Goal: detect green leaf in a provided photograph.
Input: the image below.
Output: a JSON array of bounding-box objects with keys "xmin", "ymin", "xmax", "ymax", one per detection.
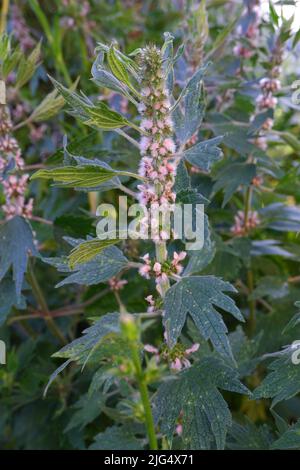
[
  {"xmin": 50, "ymin": 76, "xmax": 134, "ymax": 130},
  {"xmin": 172, "ymin": 65, "xmax": 207, "ymax": 145},
  {"xmin": 283, "ymin": 302, "xmax": 300, "ymax": 333},
  {"xmin": 253, "ymin": 351, "xmax": 300, "ymax": 406},
  {"xmin": 2, "ymin": 47, "xmax": 22, "ymax": 79},
  {"xmin": 174, "ymin": 160, "xmax": 190, "ymax": 193},
  {"xmin": 183, "ymin": 216, "xmax": 215, "ymax": 275},
  {"xmin": 271, "ymin": 420, "xmax": 300, "ymax": 450},
  {"xmin": 31, "ymin": 164, "xmax": 143, "ymax": 189},
  {"xmin": 163, "ymin": 276, "xmax": 243, "ymax": 359},
  {"xmin": 0, "ymin": 217, "xmax": 38, "ymax": 298},
  {"xmin": 107, "ymin": 45, "xmax": 138, "ymax": 96},
  {"xmin": 0, "ymin": 278, "xmax": 26, "ymax": 325},
  {"xmin": 53, "ymin": 312, "xmax": 120, "ymax": 362},
  {"xmin": 227, "ymin": 419, "xmax": 273, "ymax": 450},
  {"xmin": 183, "ymin": 136, "xmax": 223, "ymax": 171},
  {"xmin": 15, "ymin": 41, "xmax": 41, "ymax": 89},
  {"xmin": 154, "ymin": 357, "xmax": 250, "ymax": 449},
  {"xmin": 29, "ymin": 78, "xmax": 79, "ymax": 122},
  {"xmin": 89, "ymin": 426, "xmax": 143, "ymax": 450},
  {"xmin": 213, "ymin": 162, "xmax": 256, "ymax": 206},
  {"xmin": 269, "ymin": 1, "xmax": 279, "ymax": 27},
  {"xmin": 44, "ymin": 245, "xmax": 128, "ymax": 287},
  {"xmin": 67, "ymin": 238, "xmax": 120, "ymax": 268},
  {"xmin": 65, "ymin": 392, "xmax": 105, "ymax": 432}
]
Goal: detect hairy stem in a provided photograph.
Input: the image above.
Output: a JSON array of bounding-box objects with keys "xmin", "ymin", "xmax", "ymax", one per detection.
[{"xmin": 129, "ymin": 339, "xmax": 158, "ymax": 450}]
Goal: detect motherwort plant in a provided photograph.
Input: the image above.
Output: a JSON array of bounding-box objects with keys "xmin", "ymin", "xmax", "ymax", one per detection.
[{"xmin": 32, "ymin": 35, "xmax": 250, "ymax": 450}]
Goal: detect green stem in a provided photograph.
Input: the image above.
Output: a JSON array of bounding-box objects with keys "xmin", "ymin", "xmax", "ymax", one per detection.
[
  {"xmin": 129, "ymin": 340, "xmax": 158, "ymax": 450},
  {"xmin": 247, "ymin": 268, "xmax": 256, "ymax": 337},
  {"xmin": 27, "ymin": 261, "xmax": 67, "ymax": 345},
  {"xmin": 155, "ymin": 241, "xmax": 170, "ymax": 297}
]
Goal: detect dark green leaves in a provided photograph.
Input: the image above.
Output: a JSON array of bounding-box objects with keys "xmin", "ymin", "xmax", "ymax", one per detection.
[
  {"xmin": 163, "ymin": 276, "xmax": 243, "ymax": 359},
  {"xmin": 182, "ymin": 136, "xmax": 223, "ymax": 171},
  {"xmin": 213, "ymin": 162, "xmax": 256, "ymax": 206},
  {"xmin": 172, "ymin": 65, "xmax": 207, "ymax": 145},
  {"xmin": 154, "ymin": 357, "xmax": 250, "ymax": 449},
  {"xmin": 271, "ymin": 420, "xmax": 300, "ymax": 450},
  {"xmin": 0, "ymin": 279, "xmax": 26, "ymax": 325},
  {"xmin": 253, "ymin": 351, "xmax": 300, "ymax": 407},
  {"xmin": 44, "ymin": 245, "xmax": 128, "ymax": 287},
  {"xmin": 0, "ymin": 217, "xmax": 38, "ymax": 297},
  {"xmin": 90, "ymin": 426, "xmax": 143, "ymax": 450}
]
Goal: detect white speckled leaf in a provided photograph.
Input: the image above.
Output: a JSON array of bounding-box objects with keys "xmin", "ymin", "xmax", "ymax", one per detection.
[
  {"xmin": 154, "ymin": 357, "xmax": 250, "ymax": 449},
  {"xmin": 163, "ymin": 276, "xmax": 243, "ymax": 360}
]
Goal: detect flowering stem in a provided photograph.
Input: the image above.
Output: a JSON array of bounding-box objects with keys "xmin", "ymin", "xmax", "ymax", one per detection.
[{"xmin": 155, "ymin": 240, "xmax": 170, "ymax": 297}]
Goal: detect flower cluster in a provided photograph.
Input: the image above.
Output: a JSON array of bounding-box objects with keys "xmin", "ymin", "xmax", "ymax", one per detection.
[
  {"xmin": 144, "ymin": 342, "xmax": 199, "ymax": 371},
  {"xmin": 230, "ymin": 210, "xmax": 260, "ymax": 236},
  {"xmin": 0, "ymin": 106, "xmax": 33, "ymax": 219},
  {"xmin": 108, "ymin": 276, "xmax": 128, "ymax": 291},
  {"xmin": 137, "ymin": 46, "xmax": 177, "ymax": 210},
  {"xmin": 252, "ymin": 40, "xmax": 282, "ymax": 150},
  {"xmin": 233, "ymin": 1, "xmax": 261, "ymax": 59},
  {"xmin": 139, "ymin": 251, "xmax": 186, "ymax": 283}
]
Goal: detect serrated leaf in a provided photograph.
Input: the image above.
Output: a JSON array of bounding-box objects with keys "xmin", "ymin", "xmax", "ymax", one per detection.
[
  {"xmin": 31, "ymin": 164, "xmax": 143, "ymax": 189},
  {"xmin": 173, "ymin": 160, "xmax": 190, "ymax": 193},
  {"xmin": 183, "ymin": 216, "xmax": 215, "ymax": 275},
  {"xmin": 163, "ymin": 276, "xmax": 243, "ymax": 359},
  {"xmin": 183, "ymin": 136, "xmax": 223, "ymax": 171},
  {"xmin": 253, "ymin": 352, "xmax": 300, "ymax": 406},
  {"xmin": 0, "ymin": 278, "xmax": 26, "ymax": 325},
  {"xmin": 65, "ymin": 392, "xmax": 105, "ymax": 432},
  {"xmin": 271, "ymin": 420, "xmax": 300, "ymax": 450},
  {"xmin": 107, "ymin": 45, "xmax": 137, "ymax": 96},
  {"xmin": 213, "ymin": 162, "xmax": 256, "ymax": 206},
  {"xmin": 172, "ymin": 65, "xmax": 207, "ymax": 145},
  {"xmin": 0, "ymin": 217, "xmax": 38, "ymax": 298},
  {"xmin": 15, "ymin": 41, "xmax": 41, "ymax": 88},
  {"xmin": 154, "ymin": 356, "xmax": 250, "ymax": 449},
  {"xmin": 227, "ymin": 419, "xmax": 273, "ymax": 450},
  {"xmin": 29, "ymin": 78, "xmax": 79, "ymax": 122},
  {"xmin": 53, "ymin": 312, "xmax": 120, "ymax": 362},
  {"xmin": 84, "ymin": 101, "xmax": 132, "ymax": 130},
  {"xmin": 44, "ymin": 245, "xmax": 128, "ymax": 287},
  {"xmin": 50, "ymin": 76, "xmax": 134, "ymax": 131},
  {"xmin": 68, "ymin": 238, "xmax": 120, "ymax": 268},
  {"xmin": 89, "ymin": 426, "xmax": 143, "ymax": 450}
]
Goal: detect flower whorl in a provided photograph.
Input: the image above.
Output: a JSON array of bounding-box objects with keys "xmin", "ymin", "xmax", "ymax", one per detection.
[
  {"xmin": 137, "ymin": 46, "xmax": 177, "ymax": 208},
  {"xmin": 0, "ymin": 106, "xmax": 33, "ymax": 220}
]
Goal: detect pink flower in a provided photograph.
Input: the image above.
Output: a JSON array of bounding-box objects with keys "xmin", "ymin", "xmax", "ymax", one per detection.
[
  {"xmin": 142, "ymin": 87, "xmax": 151, "ymax": 97},
  {"xmin": 139, "ymin": 264, "xmax": 151, "ymax": 279},
  {"xmin": 140, "ymin": 137, "xmax": 151, "ymax": 153},
  {"xmin": 171, "ymin": 357, "xmax": 182, "ymax": 371},
  {"xmin": 141, "ymin": 119, "xmax": 153, "ymax": 130},
  {"xmin": 163, "ymin": 138, "xmax": 175, "ymax": 153},
  {"xmin": 144, "ymin": 344, "xmax": 159, "ymax": 354},
  {"xmin": 153, "ymin": 262, "xmax": 162, "ymax": 275},
  {"xmin": 185, "ymin": 343, "xmax": 199, "ymax": 355}
]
